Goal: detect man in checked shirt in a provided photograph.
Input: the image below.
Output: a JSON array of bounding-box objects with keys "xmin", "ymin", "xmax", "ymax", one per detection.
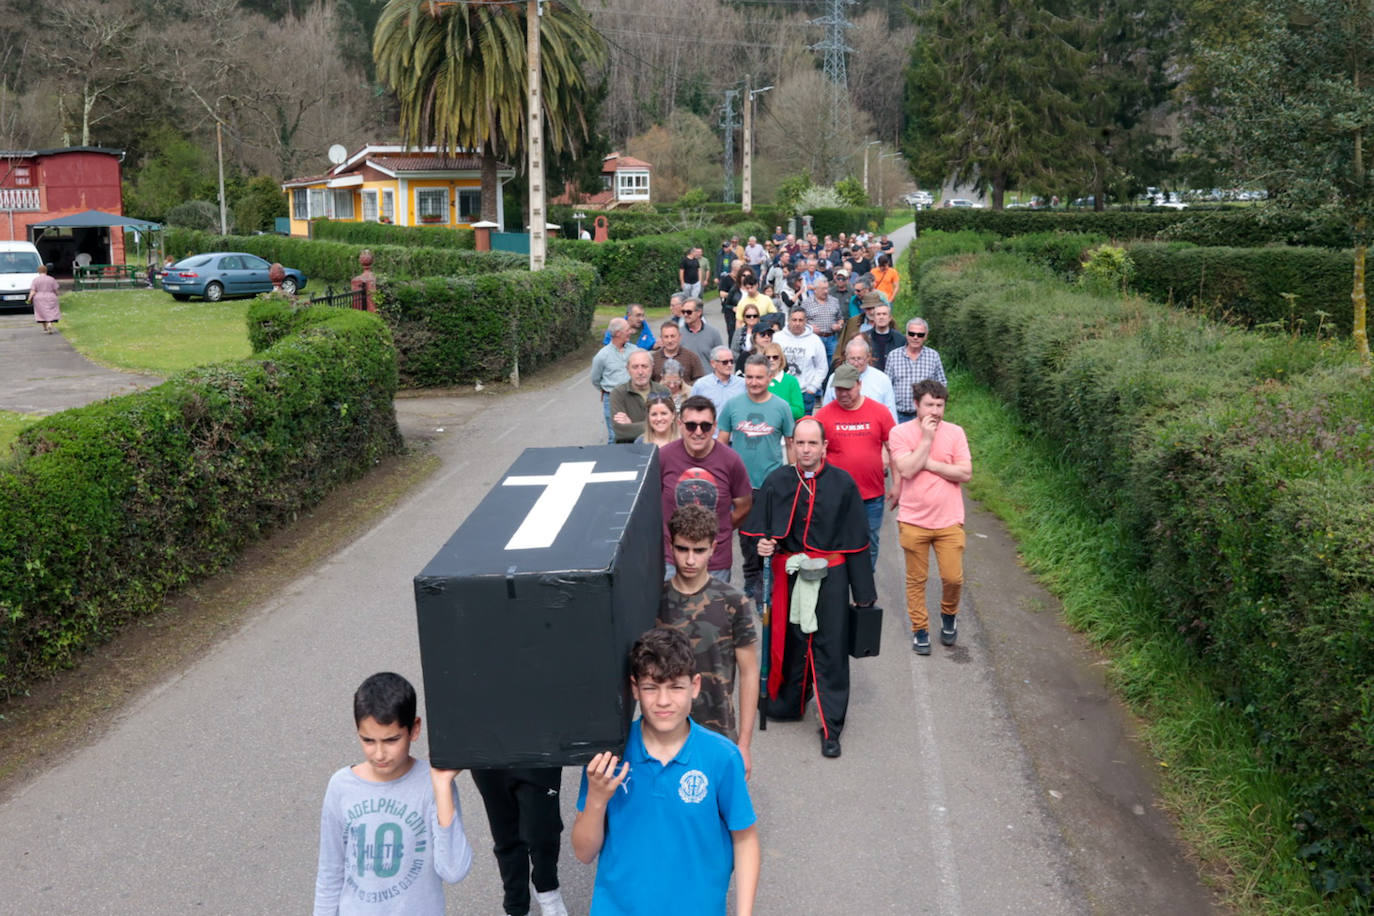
[{"xmin": 884, "ymin": 316, "xmax": 948, "ymax": 424}]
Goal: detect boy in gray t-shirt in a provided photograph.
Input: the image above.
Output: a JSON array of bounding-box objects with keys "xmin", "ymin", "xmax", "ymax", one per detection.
[{"xmin": 314, "ymin": 672, "xmax": 474, "ymax": 915}]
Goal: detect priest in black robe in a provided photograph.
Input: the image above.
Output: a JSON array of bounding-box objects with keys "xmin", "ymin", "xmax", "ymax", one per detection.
[{"xmin": 741, "ymin": 417, "xmax": 877, "ymax": 758}]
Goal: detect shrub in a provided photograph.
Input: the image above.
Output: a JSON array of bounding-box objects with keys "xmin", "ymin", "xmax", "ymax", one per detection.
[
  {"xmin": 550, "ymin": 221, "xmax": 766, "ymax": 305},
  {"xmin": 166, "ymin": 200, "xmax": 226, "ymax": 232},
  {"xmin": 1125, "ymin": 243, "xmax": 1360, "ymax": 334},
  {"xmin": 1077, "ymin": 244, "xmax": 1134, "ymax": 296},
  {"xmin": 375, "ymin": 257, "xmax": 599, "ymax": 387},
  {"xmin": 912, "ymin": 207, "xmax": 1356, "ymax": 248},
  {"xmin": 165, "ymin": 228, "xmax": 523, "ymax": 285},
  {"xmin": 309, "ymin": 220, "xmax": 475, "ymax": 250},
  {"xmin": 995, "ymin": 231, "xmax": 1107, "ymax": 277},
  {"xmin": 0, "ymin": 305, "xmax": 401, "ymax": 698},
  {"xmin": 918, "ymin": 253, "xmax": 1374, "ymax": 901},
  {"xmin": 805, "ymin": 207, "xmax": 886, "ymax": 239}
]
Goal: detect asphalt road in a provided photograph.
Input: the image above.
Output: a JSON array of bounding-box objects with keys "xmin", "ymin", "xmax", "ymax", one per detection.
[
  {"xmin": 0, "ymin": 312, "xmax": 160, "ymax": 415},
  {"xmin": 0, "ymin": 228, "xmax": 1221, "ymax": 914}
]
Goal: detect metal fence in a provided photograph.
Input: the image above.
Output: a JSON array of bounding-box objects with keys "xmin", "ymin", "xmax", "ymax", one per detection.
[{"xmin": 308, "ymin": 285, "xmax": 367, "ymax": 309}]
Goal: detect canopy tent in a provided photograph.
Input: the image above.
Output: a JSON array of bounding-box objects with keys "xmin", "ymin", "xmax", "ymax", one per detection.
[
  {"xmin": 29, "ymin": 210, "xmax": 163, "ymax": 274},
  {"xmin": 29, "ymin": 209, "xmax": 161, "ymax": 230}
]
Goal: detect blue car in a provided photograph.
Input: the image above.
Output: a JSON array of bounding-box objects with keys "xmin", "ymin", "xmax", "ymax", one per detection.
[{"xmin": 162, "ymin": 252, "xmax": 307, "ymax": 301}]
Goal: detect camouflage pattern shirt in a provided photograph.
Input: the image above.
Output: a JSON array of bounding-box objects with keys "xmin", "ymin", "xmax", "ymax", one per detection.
[{"xmin": 658, "ymin": 578, "xmax": 759, "ymax": 742}]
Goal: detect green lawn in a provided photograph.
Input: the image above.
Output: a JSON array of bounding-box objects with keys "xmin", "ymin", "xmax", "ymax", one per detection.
[
  {"xmin": 882, "ymin": 211, "xmax": 914, "ymax": 234},
  {"xmin": 0, "ymin": 410, "xmax": 40, "ymax": 455},
  {"xmin": 60, "ymin": 289, "xmax": 253, "ymax": 374}
]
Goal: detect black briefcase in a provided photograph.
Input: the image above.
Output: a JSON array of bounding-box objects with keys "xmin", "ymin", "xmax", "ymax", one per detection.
[{"xmin": 848, "ymin": 603, "xmax": 883, "ymax": 658}]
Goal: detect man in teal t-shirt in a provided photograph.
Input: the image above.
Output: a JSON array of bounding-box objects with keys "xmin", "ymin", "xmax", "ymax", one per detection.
[{"xmin": 718, "ymin": 354, "xmax": 795, "ymax": 600}]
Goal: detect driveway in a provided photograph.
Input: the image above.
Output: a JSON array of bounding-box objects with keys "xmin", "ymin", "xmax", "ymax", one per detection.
[{"xmin": 0, "ymin": 313, "xmax": 161, "ymax": 416}]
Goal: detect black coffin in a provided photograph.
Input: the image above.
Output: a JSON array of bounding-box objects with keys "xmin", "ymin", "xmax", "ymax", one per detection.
[{"xmin": 414, "ymin": 444, "xmax": 663, "ymax": 769}]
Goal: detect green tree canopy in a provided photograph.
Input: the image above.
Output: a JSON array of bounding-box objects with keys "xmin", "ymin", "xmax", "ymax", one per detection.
[{"xmin": 373, "ymin": 0, "xmax": 606, "ymax": 223}]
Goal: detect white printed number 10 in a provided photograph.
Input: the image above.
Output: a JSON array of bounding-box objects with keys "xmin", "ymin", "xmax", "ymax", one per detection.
[{"xmin": 352, "ymin": 822, "xmax": 403, "ymax": 877}]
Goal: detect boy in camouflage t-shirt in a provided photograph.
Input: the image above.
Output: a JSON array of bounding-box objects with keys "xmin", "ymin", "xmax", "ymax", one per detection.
[{"xmin": 658, "ymin": 504, "xmax": 761, "ymax": 777}]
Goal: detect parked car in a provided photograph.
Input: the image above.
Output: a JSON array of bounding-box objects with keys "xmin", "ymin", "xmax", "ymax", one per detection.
[
  {"xmin": 0, "ymin": 240, "xmax": 43, "ymax": 310},
  {"xmin": 946, "ymin": 198, "xmax": 977, "ymax": 208},
  {"xmin": 161, "ymin": 252, "xmax": 307, "ymax": 301}
]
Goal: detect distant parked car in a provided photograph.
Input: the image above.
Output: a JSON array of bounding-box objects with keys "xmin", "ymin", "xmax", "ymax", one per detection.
[
  {"xmin": 161, "ymin": 252, "xmax": 307, "ymax": 302},
  {"xmin": 946, "ymin": 198, "xmax": 977, "ymax": 208}
]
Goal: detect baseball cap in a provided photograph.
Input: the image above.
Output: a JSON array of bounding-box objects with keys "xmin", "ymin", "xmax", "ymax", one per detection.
[
  {"xmin": 832, "ymin": 363, "xmax": 862, "ymax": 389},
  {"xmin": 834, "ymin": 268, "xmax": 850, "ymax": 278}
]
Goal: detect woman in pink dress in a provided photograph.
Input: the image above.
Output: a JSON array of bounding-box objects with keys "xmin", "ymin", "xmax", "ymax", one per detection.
[{"xmin": 27, "ymin": 263, "xmax": 61, "ymax": 334}]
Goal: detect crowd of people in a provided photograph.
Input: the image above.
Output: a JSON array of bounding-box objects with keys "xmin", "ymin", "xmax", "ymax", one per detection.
[{"xmin": 313, "ymin": 226, "xmax": 968, "ymax": 916}]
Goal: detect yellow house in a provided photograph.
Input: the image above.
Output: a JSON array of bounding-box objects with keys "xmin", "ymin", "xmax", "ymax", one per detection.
[{"xmin": 280, "ymin": 145, "xmax": 516, "ymax": 237}]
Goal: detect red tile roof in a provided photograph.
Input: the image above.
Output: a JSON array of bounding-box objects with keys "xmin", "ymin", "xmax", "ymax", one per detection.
[
  {"xmin": 369, "ymin": 155, "xmax": 486, "ymax": 171},
  {"xmin": 604, "ymin": 155, "xmax": 651, "ymax": 171}
]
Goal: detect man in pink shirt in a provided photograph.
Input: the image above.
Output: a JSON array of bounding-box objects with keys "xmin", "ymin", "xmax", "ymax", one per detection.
[{"xmin": 888, "ymin": 379, "xmax": 972, "ymax": 655}]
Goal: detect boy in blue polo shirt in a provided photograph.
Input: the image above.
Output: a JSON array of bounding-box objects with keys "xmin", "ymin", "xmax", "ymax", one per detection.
[{"xmin": 571, "ymin": 627, "xmax": 759, "ymax": 916}]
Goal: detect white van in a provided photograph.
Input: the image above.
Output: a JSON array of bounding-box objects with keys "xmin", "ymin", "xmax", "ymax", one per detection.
[{"xmin": 0, "ymin": 241, "xmax": 43, "ymax": 304}]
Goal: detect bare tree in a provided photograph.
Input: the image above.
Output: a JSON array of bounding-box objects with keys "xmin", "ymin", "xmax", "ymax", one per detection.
[
  {"xmin": 40, "ymin": 0, "xmax": 153, "ymax": 147},
  {"xmin": 625, "ymin": 110, "xmax": 720, "ymax": 201},
  {"xmin": 848, "ymin": 10, "xmax": 916, "ymax": 147},
  {"xmin": 755, "ymin": 68, "xmax": 873, "ymax": 187}
]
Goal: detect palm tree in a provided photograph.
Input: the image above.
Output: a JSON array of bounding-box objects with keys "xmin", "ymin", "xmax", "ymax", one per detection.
[{"xmin": 373, "ymin": 0, "xmax": 606, "ymax": 225}]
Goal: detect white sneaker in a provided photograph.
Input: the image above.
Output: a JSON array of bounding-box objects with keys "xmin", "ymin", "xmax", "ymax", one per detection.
[{"xmin": 536, "ymin": 888, "xmax": 568, "ymax": 916}]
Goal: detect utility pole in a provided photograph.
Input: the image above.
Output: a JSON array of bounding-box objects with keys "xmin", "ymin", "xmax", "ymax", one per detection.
[
  {"xmin": 216, "ymin": 122, "xmax": 227, "ymax": 235},
  {"xmin": 862, "ymin": 140, "xmax": 880, "ymax": 197},
  {"xmin": 526, "ymin": 0, "xmax": 546, "ymax": 273},
  {"xmin": 721, "ymin": 89, "xmax": 739, "ymax": 204},
  {"xmin": 810, "ymin": 0, "xmax": 856, "ymax": 183},
  {"xmin": 743, "ymin": 78, "xmax": 773, "ymax": 213}
]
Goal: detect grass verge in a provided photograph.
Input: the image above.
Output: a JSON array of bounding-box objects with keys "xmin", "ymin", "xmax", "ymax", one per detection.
[
  {"xmin": 0, "ymin": 410, "xmax": 40, "ymax": 455},
  {"xmin": 60, "ymin": 289, "xmax": 252, "ymax": 374},
  {"xmin": 947, "ymin": 367, "xmax": 1327, "ymax": 914}
]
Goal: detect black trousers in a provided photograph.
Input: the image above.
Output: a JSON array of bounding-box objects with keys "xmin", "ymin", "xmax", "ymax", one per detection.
[
  {"xmin": 768, "ymin": 568, "xmax": 852, "ymax": 740},
  {"xmin": 470, "ymin": 767, "xmax": 564, "ymax": 916}
]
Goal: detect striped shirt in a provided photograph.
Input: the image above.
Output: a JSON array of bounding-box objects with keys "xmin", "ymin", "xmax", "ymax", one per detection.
[{"xmin": 884, "ymin": 345, "xmax": 948, "ymax": 413}]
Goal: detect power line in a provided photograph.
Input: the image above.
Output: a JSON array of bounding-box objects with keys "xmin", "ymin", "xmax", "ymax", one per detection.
[{"xmin": 809, "ymin": 0, "xmax": 855, "ymax": 182}]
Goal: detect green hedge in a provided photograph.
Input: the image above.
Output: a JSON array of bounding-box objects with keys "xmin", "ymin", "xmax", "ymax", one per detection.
[
  {"xmin": 309, "ymin": 220, "xmax": 475, "ymax": 250},
  {"xmin": 918, "ymin": 253, "xmax": 1374, "ymax": 900},
  {"xmin": 1125, "ymin": 243, "xmax": 1360, "ymax": 334},
  {"xmin": 375, "ymin": 257, "xmax": 598, "ymax": 387},
  {"xmin": 550, "ymin": 221, "xmax": 766, "ymax": 305},
  {"xmin": 805, "ymin": 206, "xmax": 885, "ymax": 238},
  {"xmin": 905, "ymin": 229, "xmax": 1107, "ymax": 283},
  {"xmin": 912, "ymin": 207, "xmax": 1354, "ymax": 247},
  {"xmin": 0, "ymin": 305, "xmax": 402, "ymax": 698},
  {"xmin": 166, "ymin": 228, "xmax": 522, "ymax": 285}
]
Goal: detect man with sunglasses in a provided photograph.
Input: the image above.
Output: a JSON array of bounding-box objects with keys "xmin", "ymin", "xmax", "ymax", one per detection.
[
  {"xmin": 691, "ymin": 347, "xmax": 747, "ymax": 416},
  {"xmin": 884, "ymin": 317, "xmax": 947, "ymax": 424},
  {"xmin": 659, "ymin": 395, "xmax": 753, "ymax": 583}
]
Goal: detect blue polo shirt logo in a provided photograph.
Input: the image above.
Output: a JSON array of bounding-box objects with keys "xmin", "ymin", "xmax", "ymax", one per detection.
[{"xmin": 678, "ymin": 769, "xmax": 709, "ymax": 804}]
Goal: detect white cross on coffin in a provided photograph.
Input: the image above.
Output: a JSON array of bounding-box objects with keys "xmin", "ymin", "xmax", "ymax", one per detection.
[{"xmin": 501, "ymin": 461, "xmax": 639, "ymax": 550}]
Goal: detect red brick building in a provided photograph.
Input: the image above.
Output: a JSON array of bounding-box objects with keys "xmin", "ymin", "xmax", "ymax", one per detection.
[{"xmin": 0, "ymin": 147, "xmax": 127, "ymax": 272}]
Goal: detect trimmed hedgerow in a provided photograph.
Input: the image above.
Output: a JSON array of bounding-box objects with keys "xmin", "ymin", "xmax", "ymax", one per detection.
[
  {"xmin": 805, "ymin": 207, "xmax": 885, "ymax": 238},
  {"xmin": 374, "ymin": 256, "xmax": 599, "ymax": 387},
  {"xmin": 912, "ymin": 207, "xmax": 1353, "ymax": 248},
  {"xmin": 918, "ymin": 253, "xmax": 1374, "ymax": 902},
  {"xmin": 550, "ymin": 221, "xmax": 766, "ymax": 305},
  {"xmin": 166, "ymin": 228, "xmax": 522, "ymax": 285},
  {"xmin": 1125, "ymin": 243, "xmax": 1360, "ymax": 334},
  {"xmin": 309, "ymin": 219, "xmax": 475, "ymax": 250},
  {"xmin": 0, "ymin": 305, "xmax": 402, "ymax": 698}
]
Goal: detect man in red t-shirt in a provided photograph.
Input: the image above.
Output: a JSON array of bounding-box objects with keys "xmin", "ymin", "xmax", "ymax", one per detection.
[{"xmin": 815, "ymin": 363, "xmax": 896, "ymax": 571}]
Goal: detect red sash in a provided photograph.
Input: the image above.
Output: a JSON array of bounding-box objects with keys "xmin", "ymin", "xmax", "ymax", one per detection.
[{"xmin": 766, "ymin": 551, "xmax": 844, "ymax": 698}]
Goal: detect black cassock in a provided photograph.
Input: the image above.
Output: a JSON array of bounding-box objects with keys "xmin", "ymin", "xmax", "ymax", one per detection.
[{"xmin": 741, "ymin": 462, "xmax": 877, "ymax": 741}]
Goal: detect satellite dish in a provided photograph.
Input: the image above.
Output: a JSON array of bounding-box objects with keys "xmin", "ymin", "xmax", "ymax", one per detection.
[{"xmin": 327, "ymin": 144, "xmax": 347, "ymax": 165}]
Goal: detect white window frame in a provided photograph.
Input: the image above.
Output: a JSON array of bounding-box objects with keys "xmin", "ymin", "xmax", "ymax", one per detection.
[
  {"xmin": 361, "ymin": 189, "xmax": 379, "ymax": 222},
  {"xmin": 308, "ymin": 188, "xmax": 329, "ymax": 219},
  {"xmin": 381, "ymin": 189, "xmax": 395, "ymax": 222},
  {"xmin": 332, "ymin": 189, "xmax": 354, "ymax": 219},
  {"xmin": 293, "ymin": 189, "xmax": 309, "ymax": 220},
  {"xmin": 415, "ymin": 188, "xmax": 448, "ymax": 223},
  {"xmin": 616, "ymin": 171, "xmax": 650, "ymax": 200}
]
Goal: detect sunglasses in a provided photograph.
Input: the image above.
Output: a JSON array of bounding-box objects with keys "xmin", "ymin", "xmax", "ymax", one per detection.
[
  {"xmin": 907, "ymin": 331, "xmax": 927, "ymax": 338},
  {"xmin": 681, "ymin": 309, "xmax": 698, "ymax": 315},
  {"xmin": 744, "ymin": 313, "xmax": 759, "ymax": 319},
  {"xmin": 682, "ymin": 420, "xmax": 714, "ymax": 433},
  {"xmin": 766, "ymin": 354, "xmax": 783, "ymax": 361}
]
